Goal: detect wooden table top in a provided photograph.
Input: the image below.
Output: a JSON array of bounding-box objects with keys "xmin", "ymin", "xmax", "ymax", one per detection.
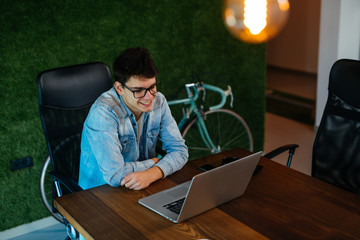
[{"xmin": 54, "ymin": 148, "xmax": 360, "ymax": 240}]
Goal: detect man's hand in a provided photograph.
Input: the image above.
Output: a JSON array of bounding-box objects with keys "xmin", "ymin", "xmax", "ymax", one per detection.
[{"xmin": 121, "ymin": 166, "xmax": 163, "ymax": 190}]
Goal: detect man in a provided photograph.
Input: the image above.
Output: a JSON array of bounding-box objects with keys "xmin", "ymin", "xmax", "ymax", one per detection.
[{"xmin": 78, "ymin": 47, "xmax": 188, "ymax": 191}]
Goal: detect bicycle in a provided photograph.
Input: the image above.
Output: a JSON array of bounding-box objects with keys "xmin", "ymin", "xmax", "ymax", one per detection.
[
  {"xmin": 39, "ymin": 82, "xmax": 253, "ymax": 224},
  {"xmin": 168, "ymin": 82, "xmax": 253, "ymax": 160}
]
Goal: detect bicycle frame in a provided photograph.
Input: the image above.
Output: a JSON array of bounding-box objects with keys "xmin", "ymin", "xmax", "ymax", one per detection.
[{"xmin": 167, "ymin": 83, "xmax": 233, "ymax": 153}]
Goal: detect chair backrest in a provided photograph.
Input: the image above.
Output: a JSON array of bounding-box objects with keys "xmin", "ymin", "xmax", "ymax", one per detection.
[
  {"xmin": 312, "ymin": 59, "xmax": 360, "ymax": 194},
  {"xmin": 37, "ymin": 62, "xmax": 113, "ymax": 183}
]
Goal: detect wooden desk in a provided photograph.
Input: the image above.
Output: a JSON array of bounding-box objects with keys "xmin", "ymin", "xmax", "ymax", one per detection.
[{"xmin": 54, "ymin": 148, "xmax": 360, "ymax": 239}]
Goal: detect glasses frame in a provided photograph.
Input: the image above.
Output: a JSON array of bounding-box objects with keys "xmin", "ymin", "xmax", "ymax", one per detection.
[{"xmin": 122, "ymin": 82, "xmax": 159, "ymax": 99}]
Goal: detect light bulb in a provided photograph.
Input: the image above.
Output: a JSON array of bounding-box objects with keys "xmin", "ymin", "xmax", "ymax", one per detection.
[{"xmin": 223, "ymin": 0, "xmax": 290, "ymax": 44}]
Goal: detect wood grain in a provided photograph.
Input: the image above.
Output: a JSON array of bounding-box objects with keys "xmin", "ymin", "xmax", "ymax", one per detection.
[{"xmin": 54, "ymin": 148, "xmax": 360, "ymax": 239}]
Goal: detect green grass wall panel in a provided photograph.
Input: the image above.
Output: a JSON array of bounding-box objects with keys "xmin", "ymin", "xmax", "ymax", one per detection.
[{"xmin": 0, "ymin": 0, "xmax": 265, "ymax": 230}]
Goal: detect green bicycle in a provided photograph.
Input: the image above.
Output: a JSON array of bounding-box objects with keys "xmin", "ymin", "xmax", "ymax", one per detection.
[{"xmin": 167, "ymin": 82, "xmax": 253, "ymax": 161}]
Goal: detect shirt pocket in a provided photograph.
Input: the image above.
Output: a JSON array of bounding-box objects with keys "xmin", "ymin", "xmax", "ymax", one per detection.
[
  {"xmin": 120, "ymin": 135, "xmax": 135, "ymax": 153},
  {"xmin": 147, "ymin": 127, "xmax": 160, "ymax": 148}
]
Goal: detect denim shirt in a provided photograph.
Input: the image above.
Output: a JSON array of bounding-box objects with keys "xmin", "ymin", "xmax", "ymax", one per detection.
[{"xmin": 78, "ymin": 87, "xmax": 188, "ymax": 190}]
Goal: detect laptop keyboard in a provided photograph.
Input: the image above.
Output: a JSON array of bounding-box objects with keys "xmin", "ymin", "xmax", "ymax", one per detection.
[{"xmin": 163, "ymin": 197, "xmax": 185, "ymax": 214}]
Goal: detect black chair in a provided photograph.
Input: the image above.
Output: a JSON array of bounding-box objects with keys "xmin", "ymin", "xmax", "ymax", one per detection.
[
  {"xmin": 312, "ymin": 59, "xmax": 360, "ymax": 195},
  {"xmin": 37, "ymin": 62, "xmax": 113, "ymax": 238}
]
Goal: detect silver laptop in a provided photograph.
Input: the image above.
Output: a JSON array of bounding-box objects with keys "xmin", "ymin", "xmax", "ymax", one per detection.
[{"xmin": 138, "ymin": 151, "xmax": 262, "ymax": 223}]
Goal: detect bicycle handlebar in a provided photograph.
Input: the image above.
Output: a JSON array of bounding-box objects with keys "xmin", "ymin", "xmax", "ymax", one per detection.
[
  {"xmin": 200, "ymin": 83, "xmax": 233, "ymax": 110},
  {"xmin": 167, "ymin": 82, "xmax": 233, "ymax": 110}
]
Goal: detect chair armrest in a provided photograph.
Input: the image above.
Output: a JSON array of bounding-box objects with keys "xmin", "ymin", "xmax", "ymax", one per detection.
[
  {"xmin": 264, "ymin": 144, "xmax": 299, "ymax": 167},
  {"xmin": 49, "ymin": 171, "xmax": 83, "ymax": 193}
]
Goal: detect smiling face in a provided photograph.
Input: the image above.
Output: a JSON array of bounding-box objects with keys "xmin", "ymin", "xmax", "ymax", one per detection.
[{"xmin": 115, "ymin": 75, "xmax": 157, "ymax": 120}]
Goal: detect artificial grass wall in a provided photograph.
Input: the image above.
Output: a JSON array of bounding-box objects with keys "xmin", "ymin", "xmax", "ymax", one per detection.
[{"xmin": 0, "ymin": 0, "xmax": 266, "ymax": 230}]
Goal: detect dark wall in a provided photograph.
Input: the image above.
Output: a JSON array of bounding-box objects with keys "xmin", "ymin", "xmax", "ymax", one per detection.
[{"xmin": 0, "ymin": 0, "xmax": 266, "ymax": 230}]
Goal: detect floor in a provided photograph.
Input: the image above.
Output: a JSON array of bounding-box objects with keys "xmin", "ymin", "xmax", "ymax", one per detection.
[
  {"xmin": 0, "ymin": 217, "xmax": 67, "ymax": 240},
  {"xmin": 0, "ymin": 66, "xmax": 318, "ymax": 239},
  {"xmin": 264, "ymin": 112, "xmax": 315, "ymax": 175}
]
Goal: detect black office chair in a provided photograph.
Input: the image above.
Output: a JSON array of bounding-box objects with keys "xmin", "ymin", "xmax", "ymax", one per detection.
[
  {"xmin": 37, "ymin": 62, "xmax": 113, "ymax": 238},
  {"xmin": 312, "ymin": 59, "xmax": 360, "ymax": 195}
]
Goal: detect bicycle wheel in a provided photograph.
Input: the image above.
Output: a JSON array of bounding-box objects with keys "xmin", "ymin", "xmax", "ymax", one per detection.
[
  {"xmin": 39, "ymin": 156, "xmax": 64, "ymax": 223},
  {"xmin": 181, "ymin": 109, "xmax": 253, "ymax": 161}
]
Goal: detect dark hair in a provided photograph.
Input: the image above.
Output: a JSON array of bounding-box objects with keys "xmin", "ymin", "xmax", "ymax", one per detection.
[{"xmin": 113, "ymin": 47, "xmax": 159, "ymax": 84}]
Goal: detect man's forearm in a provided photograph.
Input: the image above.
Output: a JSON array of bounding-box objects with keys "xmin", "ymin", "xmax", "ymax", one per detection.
[
  {"xmin": 121, "ymin": 165, "xmax": 164, "ymax": 190},
  {"xmin": 147, "ymin": 166, "xmax": 164, "ymax": 182}
]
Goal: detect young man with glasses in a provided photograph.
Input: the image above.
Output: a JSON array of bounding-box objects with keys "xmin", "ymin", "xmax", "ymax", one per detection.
[{"xmin": 78, "ymin": 47, "xmax": 188, "ymax": 191}]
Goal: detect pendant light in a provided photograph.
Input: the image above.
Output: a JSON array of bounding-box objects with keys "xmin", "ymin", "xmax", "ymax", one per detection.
[{"xmin": 223, "ymin": 0, "xmax": 290, "ymax": 44}]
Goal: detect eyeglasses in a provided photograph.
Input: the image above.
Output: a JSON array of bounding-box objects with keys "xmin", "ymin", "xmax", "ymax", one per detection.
[{"xmin": 122, "ymin": 82, "xmax": 158, "ymax": 98}]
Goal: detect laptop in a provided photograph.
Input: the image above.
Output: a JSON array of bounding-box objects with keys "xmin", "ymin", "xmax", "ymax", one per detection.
[{"xmin": 138, "ymin": 151, "xmax": 262, "ymax": 223}]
